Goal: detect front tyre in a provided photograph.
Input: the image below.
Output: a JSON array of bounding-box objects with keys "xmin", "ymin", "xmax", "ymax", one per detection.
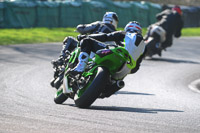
[
  {"xmin": 54, "ymin": 89, "xmax": 68, "ymax": 104},
  {"xmin": 145, "ymin": 38, "xmax": 158, "ymax": 57},
  {"xmin": 74, "ymin": 67, "xmax": 109, "ymax": 108}
]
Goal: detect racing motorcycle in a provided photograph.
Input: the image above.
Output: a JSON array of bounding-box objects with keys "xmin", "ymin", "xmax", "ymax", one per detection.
[
  {"xmin": 53, "ymin": 44, "xmax": 135, "ymax": 108},
  {"xmin": 144, "ymin": 25, "xmax": 166, "ymax": 58}
]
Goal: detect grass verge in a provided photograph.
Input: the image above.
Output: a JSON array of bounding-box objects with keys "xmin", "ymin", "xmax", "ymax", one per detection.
[{"xmin": 0, "ymin": 27, "xmax": 199, "ymax": 45}]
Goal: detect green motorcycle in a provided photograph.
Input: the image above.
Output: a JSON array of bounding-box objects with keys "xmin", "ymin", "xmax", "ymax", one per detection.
[{"xmin": 54, "ymin": 44, "xmax": 136, "ymax": 108}]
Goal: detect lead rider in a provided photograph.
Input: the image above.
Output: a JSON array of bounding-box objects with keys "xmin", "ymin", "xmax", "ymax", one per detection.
[
  {"xmin": 68, "ymin": 21, "xmax": 146, "ymax": 80},
  {"xmin": 51, "ymin": 12, "xmax": 119, "ymax": 87},
  {"xmin": 52, "ymin": 12, "xmax": 118, "ymax": 68}
]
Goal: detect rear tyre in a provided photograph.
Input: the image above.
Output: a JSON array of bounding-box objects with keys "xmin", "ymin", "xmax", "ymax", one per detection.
[{"xmin": 74, "ymin": 67, "xmax": 109, "ymax": 108}]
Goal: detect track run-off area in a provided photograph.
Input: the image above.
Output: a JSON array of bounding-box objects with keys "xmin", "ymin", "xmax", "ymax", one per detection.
[{"xmin": 0, "ymin": 37, "xmax": 200, "ymax": 133}]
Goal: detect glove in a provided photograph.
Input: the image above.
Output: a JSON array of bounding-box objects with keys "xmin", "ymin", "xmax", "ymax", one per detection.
[{"xmin": 77, "ymin": 35, "xmax": 87, "ymax": 41}]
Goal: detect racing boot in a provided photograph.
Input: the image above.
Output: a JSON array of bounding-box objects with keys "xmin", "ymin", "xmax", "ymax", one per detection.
[{"xmin": 68, "ymin": 52, "xmax": 89, "ymax": 76}]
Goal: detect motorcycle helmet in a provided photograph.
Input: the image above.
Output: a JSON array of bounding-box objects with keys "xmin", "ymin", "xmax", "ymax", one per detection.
[
  {"xmin": 102, "ymin": 12, "xmax": 119, "ymax": 29},
  {"xmin": 172, "ymin": 5, "xmax": 182, "ymax": 15},
  {"xmin": 124, "ymin": 21, "xmax": 142, "ymax": 34}
]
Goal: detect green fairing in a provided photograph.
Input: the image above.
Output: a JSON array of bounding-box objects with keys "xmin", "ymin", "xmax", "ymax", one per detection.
[
  {"xmin": 56, "ymin": 89, "xmax": 63, "ymax": 96},
  {"xmin": 57, "ymin": 46, "xmax": 136, "ymax": 100},
  {"xmin": 94, "ymin": 47, "xmax": 133, "ymax": 75},
  {"xmin": 76, "ymin": 47, "xmax": 133, "ymax": 98},
  {"xmin": 126, "ymin": 54, "xmax": 136, "ymax": 70},
  {"xmin": 65, "ymin": 48, "xmax": 80, "ymax": 71},
  {"xmin": 71, "ymin": 48, "xmax": 80, "ymax": 63}
]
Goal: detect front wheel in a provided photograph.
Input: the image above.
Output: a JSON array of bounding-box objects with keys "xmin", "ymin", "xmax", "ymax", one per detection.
[
  {"xmin": 54, "ymin": 89, "xmax": 68, "ymax": 104},
  {"xmin": 145, "ymin": 36, "xmax": 161, "ymax": 57},
  {"xmin": 74, "ymin": 67, "xmax": 109, "ymax": 108}
]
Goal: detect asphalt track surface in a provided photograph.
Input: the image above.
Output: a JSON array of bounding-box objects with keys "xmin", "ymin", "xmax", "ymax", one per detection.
[{"xmin": 0, "ymin": 37, "xmax": 200, "ymax": 133}]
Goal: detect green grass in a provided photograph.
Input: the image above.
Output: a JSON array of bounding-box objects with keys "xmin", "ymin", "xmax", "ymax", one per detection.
[
  {"xmin": 182, "ymin": 27, "xmax": 200, "ymax": 36},
  {"xmin": 0, "ymin": 27, "xmax": 199, "ymax": 45},
  {"xmin": 0, "ymin": 28, "xmax": 78, "ymax": 45}
]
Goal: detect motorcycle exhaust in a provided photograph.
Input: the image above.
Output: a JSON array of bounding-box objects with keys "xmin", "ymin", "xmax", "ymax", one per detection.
[{"xmin": 100, "ymin": 80, "xmax": 125, "ymax": 98}]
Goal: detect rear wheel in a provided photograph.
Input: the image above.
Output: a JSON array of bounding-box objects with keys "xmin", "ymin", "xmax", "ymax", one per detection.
[{"xmin": 74, "ymin": 67, "xmax": 109, "ymax": 108}]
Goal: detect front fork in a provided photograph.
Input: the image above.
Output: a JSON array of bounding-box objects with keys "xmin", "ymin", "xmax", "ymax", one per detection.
[{"xmin": 63, "ymin": 76, "xmax": 73, "ymax": 94}]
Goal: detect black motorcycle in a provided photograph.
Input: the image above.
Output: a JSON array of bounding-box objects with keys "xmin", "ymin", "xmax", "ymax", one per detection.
[{"xmin": 144, "ymin": 25, "xmax": 166, "ymax": 58}]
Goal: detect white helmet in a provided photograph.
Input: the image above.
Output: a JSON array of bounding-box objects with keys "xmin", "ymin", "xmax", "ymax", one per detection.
[
  {"xmin": 102, "ymin": 12, "xmax": 119, "ymax": 29},
  {"xmin": 124, "ymin": 21, "xmax": 142, "ymax": 34}
]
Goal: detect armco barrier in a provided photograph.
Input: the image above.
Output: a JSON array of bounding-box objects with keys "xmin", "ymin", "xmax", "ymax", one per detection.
[
  {"xmin": 182, "ymin": 6, "xmax": 200, "ymax": 27},
  {"xmin": 36, "ymin": 1, "xmax": 59, "ymax": 28},
  {"xmin": 82, "ymin": 1, "xmax": 107, "ymax": 24},
  {"xmin": 109, "ymin": 2, "xmax": 133, "ymax": 27},
  {"xmin": 0, "ymin": 2, "xmax": 4, "ymax": 28},
  {"xmin": 0, "ymin": 1, "xmax": 199, "ymax": 28},
  {"xmin": 60, "ymin": 1, "xmax": 82, "ymax": 27},
  {"xmin": 4, "ymin": 1, "xmax": 37, "ymax": 28},
  {"xmin": 143, "ymin": 2, "xmax": 162, "ymax": 24},
  {"xmin": 130, "ymin": 1, "xmax": 149, "ymax": 27}
]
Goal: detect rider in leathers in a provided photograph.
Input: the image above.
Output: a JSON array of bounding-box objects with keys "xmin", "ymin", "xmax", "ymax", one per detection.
[
  {"xmin": 52, "ymin": 12, "xmax": 118, "ymax": 67},
  {"xmin": 145, "ymin": 5, "xmax": 183, "ymax": 56},
  {"xmin": 51, "ymin": 12, "xmax": 118, "ymax": 87},
  {"xmin": 68, "ymin": 21, "xmax": 146, "ymax": 80}
]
